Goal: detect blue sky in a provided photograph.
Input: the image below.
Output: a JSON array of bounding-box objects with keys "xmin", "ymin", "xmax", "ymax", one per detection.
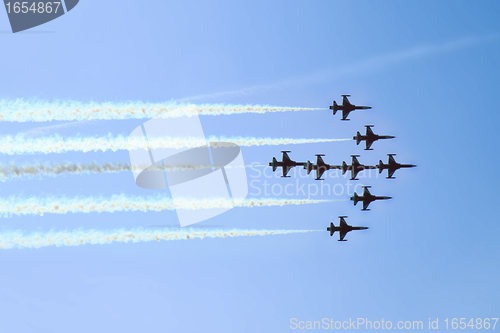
[{"xmin": 0, "ymin": 0, "xmax": 499, "ymax": 332}]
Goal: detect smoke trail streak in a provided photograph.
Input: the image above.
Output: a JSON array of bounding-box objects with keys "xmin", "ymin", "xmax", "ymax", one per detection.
[
  {"xmin": 0, "ymin": 99, "xmax": 320, "ymax": 122},
  {"xmin": 0, "ymin": 161, "xmax": 262, "ymax": 181},
  {"xmin": 0, "ymin": 228, "xmax": 322, "ymax": 249},
  {"xmin": 0, "ymin": 196, "xmax": 333, "ymax": 217},
  {"xmin": 0, "ymin": 134, "xmax": 350, "ymax": 155}
]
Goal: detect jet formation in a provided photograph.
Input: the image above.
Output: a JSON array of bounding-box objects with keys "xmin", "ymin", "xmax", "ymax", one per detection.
[{"xmin": 268, "ymin": 95, "xmax": 416, "ymax": 241}]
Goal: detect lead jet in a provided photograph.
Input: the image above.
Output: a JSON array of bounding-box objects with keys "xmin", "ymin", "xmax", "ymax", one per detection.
[
  {"xmin": 354, "ymin": 125, "xmax": 395, "ymax": 150},
  {"xmin": 350, "ymin": 186, "xmax": 392, "ymax": 211},
  {"xmin": 304, "ymin": 154, "xmax": 340, "ymax": 180},
  {"xmin": 341, "ymin": 155, "xmax": 377, "ymax": 180},
  {"xmin": 330, "ymin": 95, "xmax": 372, "ymax": 120},
  {"xmin": 327, "ymin": 216, "xmax": 368, "ymax": 241},
  {"xmin": 269, "ymin": 151, "xmax": 306, "ymax": 177},
  {"xmin": 377, "ymin": 154, "xmax": 416, "ymax": 179}
]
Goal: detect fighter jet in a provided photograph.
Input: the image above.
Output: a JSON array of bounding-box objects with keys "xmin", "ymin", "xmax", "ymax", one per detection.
[
  {"xmin": 354, "ymin": 125, "xmax": 395, "ymax": 150},
  {"xmin": 269, "ymin": 151, "xmax": 306, "ymax": 177},
  {"xmin": 350, "ymin": 186, "xmax": 392, "ymax": 211},
  {"xmin": 304, "ymin": 154, "xmax": 340, "ymax": 180},
  {"xmin": 327, "ymin": 216, "xmax": 368, "ymax": 241},
  {"xmin": 377, "ymin": 154, "xmax": 416, "ymax": 179},
  {"xmin": 341, "ymin": 155, "xmax": 377, "ymax": 180},
  {"xmin": 330, "ymin": 95, "xmax": 372, "ymax": 120}
]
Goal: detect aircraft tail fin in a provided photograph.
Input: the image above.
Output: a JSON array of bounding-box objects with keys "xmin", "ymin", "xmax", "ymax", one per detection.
[
  {"xmin": 329, "ymin": 222, "xmax": 334, "ymax": 236},
  {"xmin": 341, "ymin": 161, "xmax": 348, "ymax": 175},
  {"xmin": 305, "ymin": 161, "xmax": 312, "ymax": 174},
  {"xmin": 272, "ymin": 157, "xmax": 277, "ymax": 172},
  {"xmin": 355, "ymin": 132, "xmax": 361, "ymax": 145},
  {"xmin": 378, "ymin": 160, "xmax": 384, "ymax": 173},
  {"xmin": 352, "ymin": 192, "xmax": 359, "ymax": 205},
  {"xmin": 332, "ymin": 101, "xmax": 338, "ymax": 114}
]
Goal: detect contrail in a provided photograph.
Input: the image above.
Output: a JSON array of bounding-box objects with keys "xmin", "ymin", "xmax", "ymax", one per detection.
[
  {"xmin": 0, "ymin": 99, "xmax": 320, "ymax": 122},
  {"xmin": 0, "ymin": 161, "xmax": 264, "ymax": 181},
  {"xmin": 0, "ymin": 195, "xmax": 332, "ymax": 217},
  {"xmin": 0, "ymin": 228, "xmax": 322, "ymax": 249},
  {"xmin": 0, "ymin": 134, "xmax": 350, "ymax": 155}
]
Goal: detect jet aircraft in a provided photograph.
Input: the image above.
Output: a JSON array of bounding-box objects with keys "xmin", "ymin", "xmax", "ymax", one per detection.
[
  {"xmin": 350, "ymin": 186, "xmax": 392, "ymax": 211},
  {"xmin": 330, "ymin": 95, "xmax": 372, "ymax": 120},
  {"xmin": 304, "ymin": 154, "xmax": 340, "ymax": 180},
  {"xmin": 269, "ymin": 151, "xmax": 306, "ymax": 177},
  {"xmin": 341, "ymin": 155, "xmax": 377, "ymax": 180},
  {"xmin": 377, "ymin": 154, "xmax": 417, "ymax": 179},
  {"xmin": 327, "ymin": 216, "xmax": 368, "ymax": 241},
  {"xmin": 354, "ymin": 125, "xmax": 395, "ymax": 150}
]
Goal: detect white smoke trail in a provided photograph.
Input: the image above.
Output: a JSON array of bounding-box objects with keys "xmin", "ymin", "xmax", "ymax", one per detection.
[
  {"xmin": 0, "ymin": 134, "xmax": 350, "ymax": 155},
  {"xmin": 0, "ymin": 161, "xmax": 133, "ymax": 180},
  {"xmin": 0, "ymin": 161, "xmax": 262, "ymax": 181},
  {"xmin": 209, "ymin": 136, "xmax": 351, "ymax": 147},
  {"xmin": 0, "ymin": 195, "xmax": 332, "ymax": 217},
  {"xmin": 0, "ymin": 228, "xmax": 321, "ymax": 249},
  {"xmin": 0, "ymin": 99, "xmax": 320, "ymax": 122}
]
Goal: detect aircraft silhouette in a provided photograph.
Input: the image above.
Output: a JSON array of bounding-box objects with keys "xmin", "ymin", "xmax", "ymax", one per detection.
[
  {"xmin": 304, "ymin": 154, "xmax": 340, "ymax": 180},
  {"xmin": 330, "ymin": 95, "xmax": 372, "ymax": 120},
  {"xmin": 327, "ymin": 216, "xmax": 368, "ymax": 241},
  {"xmin": 269, "ymin": 151, "xmax": 306, "ymax": 177},
  {"xmin": 351, "ymin": 186, "xmax": 392, "ymax": 211},
  {"xmin": 354, "ymin": 125, "xmax": 395, "ymax": 150},
  {"xmin": 341, "ymin": 155, "xmax": 377, "ymax": 180},
  {"xmin": 377, "ymin": 154, "xmax": 417, "ymax": 179}
]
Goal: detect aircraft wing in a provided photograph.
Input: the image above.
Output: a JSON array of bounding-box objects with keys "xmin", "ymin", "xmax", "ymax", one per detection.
[
  {"xmin": 339, "ymin": 217, "xmax": 348, "ymax": 227},
  {"xmin": 343, "ymin": 95, "xmax": 352, "ymax": 106},
  {"xmin": 365, "ymin": 140, "xmax": 374, "ymax": 150},
  {"xmin": 363, "ymin": 186, "xmax": 371, "ymax": 197},
  {"xmin": 316, "ymin": 155, "xmax": 325, "ymax": 166},
  {"xmin": 362, "ymin": 200, "xmax": 370, "ymax": 210},
  {"xmin": 388, "ymin": 168, "xmax": 396, "ymax": 178},
  {"xmin": 342, "ymin": 109, "xmax": 351, "ymax": 120},
  {"xmin": 339, "ymin": 230, "xmax": 348, "ymax": 241},
  {"xmin": 282, "ymin": 152, "xmax": 291, "ymax": 162},
  {"xmin": 388, "ymin": 154, "xmax": 396, "ymax": 164},
  {"xmin": 366, "ymin": 126, "xmax": 374, "ymax": 136},
  {"xmin": 316, "ymin": 168, "xmax": 326, "ymax": 180},
  {"xmin": 282, "ymin": 166, "xmax": 291, "ymax": 177}
]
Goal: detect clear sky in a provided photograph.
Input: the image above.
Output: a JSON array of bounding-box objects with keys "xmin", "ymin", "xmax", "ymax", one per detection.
[{"xmin": 0, "ymin": 1, "xmax": 499, "ymax": 332}]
